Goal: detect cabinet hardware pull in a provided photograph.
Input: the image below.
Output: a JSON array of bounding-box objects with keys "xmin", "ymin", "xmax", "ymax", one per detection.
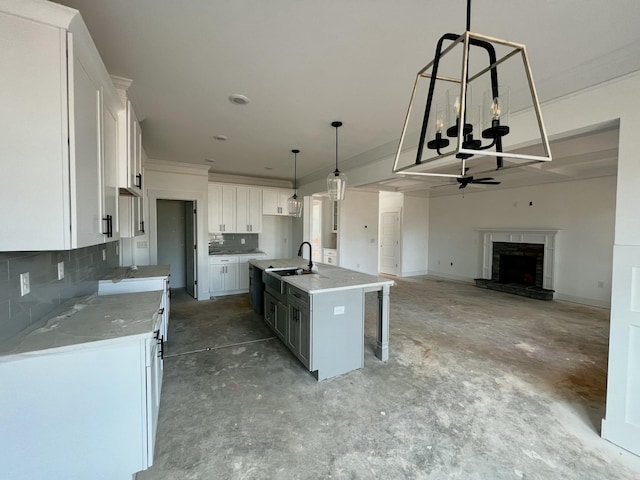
[
  {"xmin": 140, "ymin": 220, "xmax": 145, "ymax": 233},
  {"xmin": 154, "ymin": 329, "xmax": 160, "ymax": 340},
  {"xmin": 158, "ymin": 308, "xmax": 165, "ymax": 315},
  {"xmin": 102, "ymin": 215, "xmax": 113, "ymax": 237},
  {"xmin": 135, "ymin": 173, "xmax": 142, "ymax": 189},
  {"xmin": 158, "ymin": 335, "xmax": 165, "ymax": 359}
]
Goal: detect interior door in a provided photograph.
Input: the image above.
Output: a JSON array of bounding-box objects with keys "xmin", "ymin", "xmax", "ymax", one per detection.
[
  {"xmin": 380, "ymin": 210, "xmax": 400, "ymax": 275},
  {"xmin": 185, "ymin": 201, "xmax": 197, "ymax": 298}
]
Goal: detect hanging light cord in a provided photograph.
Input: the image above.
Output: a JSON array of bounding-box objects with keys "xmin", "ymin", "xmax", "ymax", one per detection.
[
  {"xmin": 466, "ymin": 0, "xmax": 471, "ymax": 32},
  {"xmin": 334, "ymin": 123, "xmax": 340, "ymax": 174},
  {"xmin": 293, "ymin": 151, "xmax": 297, "ymax": 192}
]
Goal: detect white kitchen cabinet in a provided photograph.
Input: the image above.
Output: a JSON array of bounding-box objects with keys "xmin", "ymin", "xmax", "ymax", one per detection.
[
  {"xmin": 119, "ymin": 194, "xmax": 145, "ymax": 237},
  {"xmin": 209, "ymin": 256, "xmax": 240, "ymax": 295},
  {"xmin": 98, "ymin": 265, "xmax": 171, "ymax": 342},
  {"xmin": 102, "ymin": 97, "xmax": 120, "ymax": 241},
  {"xmin": 263, "ymin": 189, "xmax": 292, "ymax": 216},
  {"xmin": 208, "ymin": 184, "xmax": 236, "ymax": 233},
  {"xmin": 0, "ymin": 5, "xmax": 123, "ymax": 250},
  {"xmin": 236, "ymin": 186, "xmax": 263, "ymax": 233},
  {"xmin": 0, "ymin": 291, "xmax": 165, "ymax": 480},
  {"xmin": 116, "ymin": 99, "xmax": 143, "ymax": 196},
  {"xmin": 323, "ymin": 248, "xmax": 338, "ymax": 265}
]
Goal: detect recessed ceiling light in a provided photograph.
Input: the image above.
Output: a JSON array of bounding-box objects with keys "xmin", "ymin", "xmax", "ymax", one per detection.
[
  {"xmin": 213, "ymin": 135, "xmax": 228, "ymax": 141},
  {"xmin": 205, "ymin": 158, "xmax": 216, "ymax": 163},
  {"xmin": 264, "ymin": 167, "xmax": 273, "ymax": 170},
  {"xmin": 229, "ymin": 94, "xmax": 249, "ymax": 106}
]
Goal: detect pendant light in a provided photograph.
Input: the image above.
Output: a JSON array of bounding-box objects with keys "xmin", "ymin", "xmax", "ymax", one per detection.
[
  {"xmin": 287, "ymin": 149, "xmax": 303, "ymax": 217},
  {"xmin": 392, "ymin": 0, "xmax": 551, "ymax": 180},
  {"xmin": 327, "ymin": 121, "xmax": 347, "ymax": 201}
]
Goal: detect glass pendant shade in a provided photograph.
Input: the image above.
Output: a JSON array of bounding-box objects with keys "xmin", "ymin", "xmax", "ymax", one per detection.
[
  {"xmin": 328, "ymin": 121, "xmax": 346, "ymax": 201},
  {"xmin": 288, "ymin": 193, "xmax": 303, "ymax": 217},
  {"xmin": 288, "ymin": 149, "xmax": 303, "ymax": 217},
  {"xmin": 327, "ymin": 171, "xmax": 347, "ymax": 201}
]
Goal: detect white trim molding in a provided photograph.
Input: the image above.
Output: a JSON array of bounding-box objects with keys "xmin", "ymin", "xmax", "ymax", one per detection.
[{"xmin": 479, "ymin": 229, "xmax": 560, "ymax": 290}]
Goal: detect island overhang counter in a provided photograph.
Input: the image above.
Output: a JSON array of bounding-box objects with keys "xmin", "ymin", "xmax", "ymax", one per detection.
[{"xmin": 249, "ymin": 258, "xmax": 394, "ymax": 380}]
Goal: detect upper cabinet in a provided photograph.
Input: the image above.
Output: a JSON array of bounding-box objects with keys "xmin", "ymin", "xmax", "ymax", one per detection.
[
  {"xmin": 236, "ymin": 187, "xmax": 262, "ymax": 233},
  {"xmin": 263, "ymin": 189, "xmax": 292, "ymax": 216},
  {"xmin": 0, "ymin": 4, "xmax": 122, "ymax": 250},
  {"xmin": 208, "ymin": 184, "xmax": 263, "ymax": 234},
  {"xmin": 117, "ymin": 99, "xmax": 143, "ymax": 196},
  {"xmin": 208, "ymin": 184, "xmax": 237, "ymax": 233}
]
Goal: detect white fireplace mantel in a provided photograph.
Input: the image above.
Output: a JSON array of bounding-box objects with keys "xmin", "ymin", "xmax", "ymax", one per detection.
[{"xmin": 478, "ymin": 229, "xmax": 560, "ymax": 290}]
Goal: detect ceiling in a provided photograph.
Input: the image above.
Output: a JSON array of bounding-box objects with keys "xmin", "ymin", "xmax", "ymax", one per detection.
[{"xmin": 53, "ymin": 0, "xmax": 639, "ymax": 192}]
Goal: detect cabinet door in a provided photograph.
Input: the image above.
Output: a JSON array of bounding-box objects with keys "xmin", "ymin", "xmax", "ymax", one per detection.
[
  {"xmin": 225, "ymin": 263, "xmax": 239, "ymax": 291},
  {"xmin": 0, "ymin": 14, "xmax": 69, "ymax": 250},
  {"xmin": 287, "ymin": 304, "xmax": 302, "ymax": 360},
  {"xmin": 102, "ymin": 99, "xmax": 119, "ymax": 241},
  {"xmin": 70, "ymin": 52, "xmax": 104, "ymax": 248},
  {"xmin": 274, "ymin": 300, "xmax": 288, "ymax": 340},
  {"xmin": 248, "ymin": 188, "xmax": 263, "ymax": 232},
  {"xmin": 236, "ymin": 186, "xmax": 250, "ymax": 233},
  {"xmin": 264, "ymin": 292, "xmax": 276, "ymax": 329},
  {"xmin": 127, "ymin": 102, "xmax": 143, "ymax": 195},
  {"xmin": 208, "ymin": 184, "xmax": 222, "ymax": 233},
  {"xmin": 209, "ymin": 264, "xmax": 224, "ymax": 293},
  {"xmin": 262, "ymin": 189, "xmax": 280, "ymax": 215},
  {"xmin": 235, "ymin": 187, "xmax": 262, "ymax": 233},
  {"xmin": 221, "ymin": 186, "xmax": 236, "ymax": 232}
]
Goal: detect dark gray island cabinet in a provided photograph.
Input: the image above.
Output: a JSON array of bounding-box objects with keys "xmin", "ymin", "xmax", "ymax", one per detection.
[{"xmin": 250, "ymin": 259, "xmax": 394, "ymax": 380}]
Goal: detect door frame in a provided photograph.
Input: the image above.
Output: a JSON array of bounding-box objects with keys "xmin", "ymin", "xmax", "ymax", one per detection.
[
  {"xmin": 148, "ymin": 188, "xmax": 207, "ymax": 300},
  {"xmin": 378, "ymin": 207, "xmax": 401, "ymax": 276}
]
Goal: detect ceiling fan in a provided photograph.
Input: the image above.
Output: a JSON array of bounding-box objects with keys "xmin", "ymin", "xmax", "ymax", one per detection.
[{"xmin": 456, "ymin": 176, "xmax": 501, "ymax": 189}]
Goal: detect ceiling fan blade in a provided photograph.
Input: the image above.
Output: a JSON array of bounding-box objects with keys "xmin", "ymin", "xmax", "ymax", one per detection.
[{"xmin": 471, "ymin": 177, "xmax": 495, "ymax": 182}]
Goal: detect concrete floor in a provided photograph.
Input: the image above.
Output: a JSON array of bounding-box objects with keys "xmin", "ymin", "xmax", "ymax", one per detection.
[{"xmin": 136, "ymin": 276, "xmax": 640, "ymax": 480}]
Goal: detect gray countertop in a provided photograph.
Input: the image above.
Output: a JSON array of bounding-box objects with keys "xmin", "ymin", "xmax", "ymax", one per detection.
[
  {"xmin": 250, "ymin": 258, "xmax": 394, "ymax": 294},
  {"xmin": 209, "ymin": 249, "xmax": 266, "ymax": 256},
  {"xmin": 0, "ymin": 291, "xmax": 163, "ymax": 357},
  {"xmin": 100, "ymin": 265, "xmax": 170, "ymax": 282}
]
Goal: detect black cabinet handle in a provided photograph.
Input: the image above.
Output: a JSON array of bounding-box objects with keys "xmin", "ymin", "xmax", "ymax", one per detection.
[
  {"xmin": 154, "ymin": 329, "xmax": 160, "ymax": 340},
  {"xmin": 158, "ymin": 335, "xmax": 165, "ymax": 359},
  {"xmin": 158, "ymin": 308, "xmax": 165, "ymax": 315},
  {"xmin": 140, "ymin": 220, "xmax": 145, "ymax": 233},
  {"xmin": 102, "ymin": 215, "xmax": 113, "ymax": 237},
  {"xmin": 136, "ymin": 173, "xmax": 142, "ymax": 189}
]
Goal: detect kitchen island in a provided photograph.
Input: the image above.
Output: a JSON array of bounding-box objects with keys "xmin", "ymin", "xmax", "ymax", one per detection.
[{"xmin": 249, "ymin": 258, "xmax": 394, "ymax": 380}]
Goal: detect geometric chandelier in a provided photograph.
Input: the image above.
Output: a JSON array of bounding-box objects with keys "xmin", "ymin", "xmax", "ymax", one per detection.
[{"xmin": 392, "ymin": 0, "xmax": 552, "ymax": 180}]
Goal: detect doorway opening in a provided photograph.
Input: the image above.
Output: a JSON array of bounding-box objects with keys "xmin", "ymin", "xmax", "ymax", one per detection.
[{"xmin": 156, "ymin": 199, "xmax": 198, "ymax": 298}]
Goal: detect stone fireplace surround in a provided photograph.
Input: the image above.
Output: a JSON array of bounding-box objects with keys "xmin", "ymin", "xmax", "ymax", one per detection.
[{"xmin": 475, "ymin": 229, "xmax": 559, "ymax": 300}]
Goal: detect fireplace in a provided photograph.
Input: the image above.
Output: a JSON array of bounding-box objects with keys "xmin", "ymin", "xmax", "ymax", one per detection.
[
  {"xmin": 493, "ymin": 242, "xmax": 544, "ymax": 287},
  {"xmin": 475, "ymin": 229, "xmax": 558, "ymax": 300}
]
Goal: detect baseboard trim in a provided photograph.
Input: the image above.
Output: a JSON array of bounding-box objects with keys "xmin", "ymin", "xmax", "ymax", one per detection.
[{"xmin": 554, "ymin": 293, "xmax": 611, "ymax": 309}]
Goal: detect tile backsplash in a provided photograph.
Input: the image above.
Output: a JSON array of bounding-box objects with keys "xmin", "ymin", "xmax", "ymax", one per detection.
[
  {"xmin": 0, "ymin": 241, "xmax": 119, "ymax": 344},
  {"xmin": 209, "ymin": 233, "xmax": 259, "ymax": 253}
]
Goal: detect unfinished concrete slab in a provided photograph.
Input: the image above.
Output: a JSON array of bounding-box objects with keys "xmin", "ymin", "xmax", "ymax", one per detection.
[{"xmin": 136, "ymin": 277, "xmax": 640, "ymax": 479}]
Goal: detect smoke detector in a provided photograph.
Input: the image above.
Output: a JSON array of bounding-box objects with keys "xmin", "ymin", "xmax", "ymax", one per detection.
[{"xmin": 229, "ymin": 94, "xmax": 249, "ymax": 106}]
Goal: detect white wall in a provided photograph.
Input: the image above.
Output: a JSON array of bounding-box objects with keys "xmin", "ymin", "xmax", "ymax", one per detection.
[
  {"xmin": 136, "ymin": 160, "xmax": 210, "ymax": 300},
  {"xmin": 428, "ymin": 176, "xmax": 616, "ymax": 307},
  {"xmin": 259, "ymin": 216, "xmax": 293, "ymax": 259},
  {"xmin": 402, "ymin": 195, "xmax": 429, "ymax": 277},
  {"xmin": 338, "ymin": 190, "xmax": 379, "ymax": 274}
]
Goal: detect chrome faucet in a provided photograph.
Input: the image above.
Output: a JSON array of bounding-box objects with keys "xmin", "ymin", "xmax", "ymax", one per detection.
[{"xmin": 297, "ymin": 241, "xmax": 314, "ymax": 271}]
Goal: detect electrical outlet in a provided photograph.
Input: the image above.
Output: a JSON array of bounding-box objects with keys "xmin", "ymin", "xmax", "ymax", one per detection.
[
  {"xmin": 57, "ymin": 261, "xmax": 64, "ymax": 280},
  {"xmin": 241, "ymin": 238, "xmax": 245, "ymax": 245},
  {"xmin": 20, "ymin": 272, "xmax": 30, "ymax": 296},
  {"xmin": 102, "ymin": 249, "xmax": 106, "ymax": 261}
]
